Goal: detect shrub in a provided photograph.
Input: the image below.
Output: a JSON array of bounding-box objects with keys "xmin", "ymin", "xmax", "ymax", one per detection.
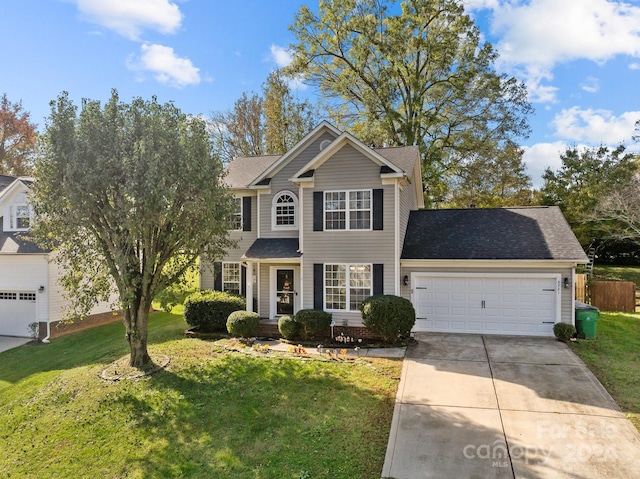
[
  {"xmin": 227, "ymin": 311, "xmax": 260, "ymax": 338},
  {"xmin": 360, "ymin": 295, "xmax": 415, "ymax": 343},
  {"xmin": 278, "ymin": 315, "xmax": 300, "ymax": 340},
  {"xmin": 184, "ymin": 290, "xmax": 246, "ymax": 333},
  {"xmin": 553, "ymin": 322, "xmax": 576, "ymax": 342},
  {"xmin": 295, "ymin": 309, "xmax": 332, "ymax": 339}
]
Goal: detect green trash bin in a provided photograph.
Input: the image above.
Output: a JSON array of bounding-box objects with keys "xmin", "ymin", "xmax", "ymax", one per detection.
[{"xmin": 575, "ymin": 301, "xmax": 599, "ymax": 339}]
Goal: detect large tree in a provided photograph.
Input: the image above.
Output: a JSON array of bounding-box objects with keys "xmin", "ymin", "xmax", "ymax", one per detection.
[
  {"xmin": 31, "ymin": 91, "xmax": 235, "ymax": 367},
  {"xmin": 210, "ymin": 69, "xmax": 319, "ymax": 163},
  {"xmin": 0, "ymin": 93, "xmax": 37, "ymax": 176},
  {"xmin": 539, "ymin": 145, "xmax": 638, "ymax": 246},
  {"xmin": 449, "ymin": 141, "xmax": 532, "ymax": 208},
  {"xmin": 287, "ymin": 0, "xmax": 532, "ymax": 204}
]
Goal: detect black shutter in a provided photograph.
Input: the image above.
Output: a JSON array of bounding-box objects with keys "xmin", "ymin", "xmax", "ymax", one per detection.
[
  {"xmin": 242, "ymin": 196, "xmax": 251, "ymax": 231},
  {"xmin": 373, "ymin": 264, "xmax": 384, "ymax": 296},
  {"xmin": 241, "ymin": 265, "xmax": 247, "ymax": 297},
  {"xmin": 313, "ymin": 191, "xmax": 323, "ymax": 231},
  {"xmin": 213, "ymin": 262, "xmax": 222, "ymax": 291},
  {"xmin": 373, "ymin": 188, "xmax": 383, "ymax": 230},
  {"xmin": 314, "ymin": 263, "xmax": 324, "ymax": 309}
]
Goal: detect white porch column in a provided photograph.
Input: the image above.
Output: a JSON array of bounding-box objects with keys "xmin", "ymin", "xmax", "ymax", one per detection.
[{"xmin": 246, "ymin": 261, "xmax": 254, "ymax": 312}]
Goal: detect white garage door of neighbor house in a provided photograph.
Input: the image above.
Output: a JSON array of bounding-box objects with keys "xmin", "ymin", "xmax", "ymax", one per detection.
[
  {"xmin": 0, "ymin": 291, "xmax": 37, "ymax": 337},
  {"xmin": 412, "ymin": 274, "xmax": 559, "ymax": 336}
]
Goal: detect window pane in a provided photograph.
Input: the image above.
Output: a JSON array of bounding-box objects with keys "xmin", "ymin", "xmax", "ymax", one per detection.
[
  {"xmin": 222, "ymin": 263, "xmax": 241, "ymax": 295},
  {"xmin": 325, "ymin": 264, "xmax": 346, "ymax": 310},
  {"xmin": 275, "ymin": 194, "xmax": 296, "ymax": 226},
  {"xmin": 231, "ymin": 198, "xmax": 242, "ymax": 230},
  {"xmin": 349, "ymin": 265, "xmax": 371, "ymax": 310}
]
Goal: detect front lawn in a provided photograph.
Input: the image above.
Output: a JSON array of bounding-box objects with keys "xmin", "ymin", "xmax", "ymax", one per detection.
[
  {"xmin": 570, "ymin": 312, "xmax": 640, "ymax": 432},
  {"xmin": 0, "ymin": 312, "xmax": 401, "ymax": 479}
]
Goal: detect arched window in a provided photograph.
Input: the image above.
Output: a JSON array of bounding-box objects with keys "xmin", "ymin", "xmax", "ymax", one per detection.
[{"xmin": 272, "ymin": 190, "xmax": 298, "ymax": 230}]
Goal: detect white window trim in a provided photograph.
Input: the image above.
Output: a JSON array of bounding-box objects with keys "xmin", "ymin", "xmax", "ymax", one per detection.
[
  {"xmin": 323, "ymin": 189, "xmax": 372, "ymax": 231},
  {"xmin": 5, "ymin": 204, "xmax": 32, "ymax": 232},
  {"xmin": 222, "ymin": 262, "xmax": 241, "ymax": 294},
  {"xmin": 324, "ymin": 263, "xmax": 373, "ymax": 312},
  {"xmin": 271, "ymin": 190, "xmax": 298, "ymax": 231},
  {"xmin": 232, "ymin": 197, "xmax": 243, "ymax": 231}
]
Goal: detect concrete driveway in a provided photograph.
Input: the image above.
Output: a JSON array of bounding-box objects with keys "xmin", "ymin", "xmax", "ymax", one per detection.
[
  {"xmin": 382, "ymin": 333, "xmax": 640, "ymax": 479},
  {"xmin": 0, "ymin": 336, "xmax": 31, "ymax": 353}
]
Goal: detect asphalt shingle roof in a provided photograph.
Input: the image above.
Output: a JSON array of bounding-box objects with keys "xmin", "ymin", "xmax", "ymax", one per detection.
[
  {"xmin": 224, "ymin": 155, "xmax": 281, "ymax": 189},
  {"xmin": 243, "ymin": 238, "xmax": 301, "ymax": 260},
  {"xmin": 401, "ymin": 206, "xmax": 588, "ymax": 261},
  {"xmin": 0, "ymin": 225, "xmax": 48, "ymax": 254}
]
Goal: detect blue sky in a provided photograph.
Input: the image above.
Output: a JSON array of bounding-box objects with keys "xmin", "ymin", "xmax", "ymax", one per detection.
[{"xmin": 2, "ymin": 0, "xmax": 640, "ymax": 186}]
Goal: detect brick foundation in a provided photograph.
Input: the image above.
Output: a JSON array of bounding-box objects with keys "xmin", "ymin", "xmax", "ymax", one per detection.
[{"xmin": 43, "ymin": 310, "xmax": 123, "ymax": 340}]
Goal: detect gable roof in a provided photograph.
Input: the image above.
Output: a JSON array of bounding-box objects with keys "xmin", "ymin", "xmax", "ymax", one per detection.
[
  {"xmin": 401, "ymin": 206, "xmax": 588, "ymax": 262},
  {"xmin": 0, "ymin": 176, "xmax": 34, "ymax": 203},
  {"xmin": 224, "ymin": 155, "xmax": 281, "ymax": 189},
  {"xmin": 0, "ymin": 175, "xmax": 16, "ymax": 193},
  {"xmin": 0, "ymin": 229, "xmax": 47, "ymax": 254}
]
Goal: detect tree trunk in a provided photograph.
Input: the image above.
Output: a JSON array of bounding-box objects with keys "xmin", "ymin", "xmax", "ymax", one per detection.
[{"xmin": 124, "ymin": 304, "xmax": 152, "ymax": 368}]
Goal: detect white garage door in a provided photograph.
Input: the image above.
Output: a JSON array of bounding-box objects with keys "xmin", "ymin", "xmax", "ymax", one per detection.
[
  {"xmin": 412, "ymin": 274, "xmax": 559, "ymax": 336},
  {"xmin": 0, "ymin": 291, "xmax": 37, "ymax": 337}
]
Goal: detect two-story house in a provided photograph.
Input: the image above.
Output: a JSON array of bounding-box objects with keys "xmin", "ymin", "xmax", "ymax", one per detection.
[
  {"xmin": 201, "ymin": 122, "xmax": 588, "ymax": 337},
  {"xmin": 0, "ymin": 175, "xmax": 115, "ymax": 339}
]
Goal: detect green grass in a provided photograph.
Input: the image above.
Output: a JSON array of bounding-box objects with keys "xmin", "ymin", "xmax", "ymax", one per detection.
[
  {"xmin": 592, "ymin": 265, "xmax": 640, "ymax": 286},
  {"xmin": 570, "ymin": 312, "xmax": 640, "ymax": 432},
  {"xmin": 0, "ymin": 311, "xmax": 400, "ymax": 479}
]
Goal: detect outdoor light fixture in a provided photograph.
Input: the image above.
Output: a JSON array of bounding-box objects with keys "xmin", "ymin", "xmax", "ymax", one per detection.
[
  {"xmin": 38, "ymin": 285, "xmax": 45, "ymax": 293},
  {"xmin": 403, "ymin": 275, "xmax": 409, "ymax": 286},
  {"xmin": 563, "ymin": 278, "xmax": 569, "ymax": 289}
]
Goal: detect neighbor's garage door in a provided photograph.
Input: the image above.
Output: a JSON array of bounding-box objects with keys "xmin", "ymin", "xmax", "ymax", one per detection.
[
  {"xmin": 0, "ymin": 291, "xmax": 37, "ymax": 337},
  {"xmin": 412, "ymin": 275, "xmax": 558, "ymax": 336}
]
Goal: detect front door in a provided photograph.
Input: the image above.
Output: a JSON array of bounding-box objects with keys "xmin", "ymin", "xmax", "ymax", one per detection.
[{"xmin": 276, "ymin": 269, "xmax": 295, "ymax": 315}]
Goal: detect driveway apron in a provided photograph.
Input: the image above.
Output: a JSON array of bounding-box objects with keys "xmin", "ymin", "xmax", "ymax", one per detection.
[{"xmin": 382, "ymin": 333, "xmax": 640, "ymax": 479}]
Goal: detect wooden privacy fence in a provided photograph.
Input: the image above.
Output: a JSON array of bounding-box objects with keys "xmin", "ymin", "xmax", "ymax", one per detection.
[
  {"xmin": 590, "ymin": 281, "xmax": 636, "ymax": 312},
  {"xmin": 575, "ymin": 274, "xmax": 588, "ymax": 303}
]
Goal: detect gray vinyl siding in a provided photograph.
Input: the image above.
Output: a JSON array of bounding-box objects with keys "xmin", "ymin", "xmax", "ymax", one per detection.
[
  {"xmin": 302, "ymin": 144, "xmax": 397, "ymax": 326},
  {"xmin": 199, "ymin": 195, "xmax": 257, "ymax": 289},
  {"xmin": 398, "ymin": 175, "xmax": 418, "ymax": 252},
  {"xmin": 260, "ymin": 132, "xmax": 336, "ymax": 238},
  {"xmin": 399, "ymin": 264, "xmax": 575, "ymax": 325}
]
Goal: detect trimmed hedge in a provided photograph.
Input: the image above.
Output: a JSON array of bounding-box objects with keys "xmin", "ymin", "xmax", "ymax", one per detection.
[
  {"xmin": 360, "ymin": 295, "xmax": 415, "ymax": 343},
  {"xmin": 278, "ymin": 315, "xmax": 300, "ymax": 340},
  {"xmin": 553, "ymin": 322, "xmax": 576, "ymax": 342},
  {"xmin": 184, "ymin": 290, "xmax": 246, "ymax": 333},
  {"xmin": 295, "ymin": 309, "xmax": 332, "ymax": 339},
  {"xmin": 227, "ymin": 311, "xmax": 260, "ymax": 338}
]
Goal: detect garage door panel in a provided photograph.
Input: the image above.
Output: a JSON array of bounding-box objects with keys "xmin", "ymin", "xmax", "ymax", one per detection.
[
  {"xmin": 413, "ymin": 275, "xmax": 557, "ymax": 337},
  {"xmin": 0, "ymin": 291, "xmax": 37, "ymax": 337}
]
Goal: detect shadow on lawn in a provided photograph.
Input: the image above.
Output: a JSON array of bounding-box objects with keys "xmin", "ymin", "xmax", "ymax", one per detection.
[
  {"xmin": 111, "ymin": 354, "xmax": 395, "ymax": 479},
  {"xmin": 0, "ymin": 311, "xmax": 186, "ymax": 385}
]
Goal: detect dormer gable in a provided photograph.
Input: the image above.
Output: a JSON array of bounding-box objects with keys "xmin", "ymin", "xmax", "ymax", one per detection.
[
  {"xmin": 248, "ymin": 121, "xmax": 342, "ymax": 188},
  {"xmin": 0, "ymin": 177, "xmax": 34, "ymax": 232}
]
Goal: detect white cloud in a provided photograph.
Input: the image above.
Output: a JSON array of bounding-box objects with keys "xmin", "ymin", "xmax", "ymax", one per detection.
[
  {"xmin": 630, "ymin": 62, "xmax": 640, "ymax": 70},
  {"xmin": 522, "ymin": 141, "xmax": 569, "ymax": 186},
  {"xmin": 128, "ymin": 44, "xmax": 200, "ymax": 88},
  {"xmin": 268, "ymin": 44, "xmax": 307, "ymax": 91},
  {"xmin": 478, "ymin": 0, "xmax": 640, "ymax": 102},
  {"xmin": 269, "ymin": 45, "xmax": 293, "ymax": 68},
  {"xmin": 551, "ymin": 107, "xmax": 640, "ymax": 143},
  {"xmin": 580, "ymin": 76, "xmax": 600, "ymax": 93},
  {"xmin": 72, "ymin": 0, "xmax": 182, "ymax": 40}
]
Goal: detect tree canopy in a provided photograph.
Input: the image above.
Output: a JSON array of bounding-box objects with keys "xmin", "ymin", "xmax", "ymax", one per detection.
[
  {"xmin": 539, "ymin": 145, "xmax": 638, "ymax": 246},
  {"xmin": 31, "ymin": 90, "xmax": 235, "ymax": 367},
  {"xmin": 210, "ymin": 70, "xmax": 318, "ymax": 164},
  {"xmin": 287, "ymin": 0, "xmax": 532, "ymax": 204},
  {"xmin": 0, "ymin": 93, "xmax": 37, "ymax": 176}
]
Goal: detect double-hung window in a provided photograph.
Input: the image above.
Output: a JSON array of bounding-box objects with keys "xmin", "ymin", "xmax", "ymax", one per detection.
[
  {"xmin": 231, "ymin": 197, "xmax": 242, "ymax": 230},
  {"xmin": 222, "ymin": 262, "xmax": 241, "ymax": 295},
  {"xmin": 324, "ymin": 264, "xmax": 372, "ymax": 311},
  {"xmin": 9, "ymin": 205, "xmax": 31, "ymax": 230},
  {"xmin": 324, "ymin": 190, "xmax": 371, "ymax": 230}
]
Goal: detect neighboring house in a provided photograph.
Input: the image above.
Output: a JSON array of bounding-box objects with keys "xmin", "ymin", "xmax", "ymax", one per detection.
[
  {"xmin": 201, "ymin": 122, "xmax": 588, "ymax": 337},
  {"xmin": 0, "ymin": 175, "xmax": 114, "ymax": 339}
]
